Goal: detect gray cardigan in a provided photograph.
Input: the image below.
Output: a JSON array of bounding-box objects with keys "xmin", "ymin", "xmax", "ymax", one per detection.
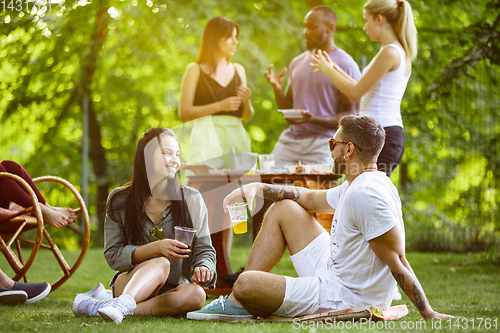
[{"xmin": 103, "ymin": 184, "xmax": 217, "ymax": 289}]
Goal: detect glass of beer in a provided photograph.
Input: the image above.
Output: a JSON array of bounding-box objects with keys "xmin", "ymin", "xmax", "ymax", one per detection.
[{"xmin": 227, "ymin": 202, "xmax": 248, "ymax": 234}]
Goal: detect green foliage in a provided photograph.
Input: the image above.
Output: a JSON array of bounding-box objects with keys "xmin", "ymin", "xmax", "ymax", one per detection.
[
  {"xmin": 400, "ymin": 0, "xmax": 500, "ymax": 251},
  {"xmin": 1, "ymin": 0, "xmax": 499, "ymax": 250}
]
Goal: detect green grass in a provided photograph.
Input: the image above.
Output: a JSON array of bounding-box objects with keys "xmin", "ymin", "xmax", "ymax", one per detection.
[{"xmin": 1, "ymin": 247, "xmax": 499, "ymax": 332}]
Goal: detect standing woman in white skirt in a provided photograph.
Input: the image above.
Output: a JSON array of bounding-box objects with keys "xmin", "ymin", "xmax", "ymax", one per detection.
[{"xmin": 179, "ymin": 16, "xmax": 254, "ymax": 169}]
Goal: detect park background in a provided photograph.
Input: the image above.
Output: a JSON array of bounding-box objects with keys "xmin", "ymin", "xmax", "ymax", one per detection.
[
  {"xmin": 1, "ymin": 0, "xmax": 500, "ymax": 285},
  {"xmin": 1, "ymin": 0, "xmax": 500, "ymax": 332}
]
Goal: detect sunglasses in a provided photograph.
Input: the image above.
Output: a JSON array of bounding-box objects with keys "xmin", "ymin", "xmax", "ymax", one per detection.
[
  {"xmin": 151, "ymin": 226, "xmax": 164, "ymax": 240},
  {"xmin": 151, "ymin": 226, "xmax": 166, "ymax": 257},
  {"xmin": 328, "ymin": 138, "xmax": 362, "ymax": 152}
]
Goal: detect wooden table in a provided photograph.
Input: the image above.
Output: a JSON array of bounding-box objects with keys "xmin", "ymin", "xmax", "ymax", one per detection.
[{"xmin": 187, "ymin": 172, "xmax": 341, "ymax": 295}]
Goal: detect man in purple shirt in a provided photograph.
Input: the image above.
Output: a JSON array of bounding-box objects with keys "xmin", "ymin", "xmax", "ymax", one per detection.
[{"xmin": 265, "ymin": 5, "xmax": 361, "ymax": 168}]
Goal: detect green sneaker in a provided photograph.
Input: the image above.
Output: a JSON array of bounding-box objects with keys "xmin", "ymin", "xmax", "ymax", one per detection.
[{"xmin": 186, "ymin": 296, "xmax": 256, "ymax": 321}]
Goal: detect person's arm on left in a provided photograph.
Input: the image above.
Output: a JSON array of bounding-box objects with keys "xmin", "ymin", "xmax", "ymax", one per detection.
[
  {"xmin": 310, "ymin": 47, "xmax": 399, "ymax": 101},
  {"xmin": 235, "ymin": 63, "xmax": 254, "ymax": 123},
  {"xmin": 369, "ymin": 227, "xmax": 453, "ymax": 320}
]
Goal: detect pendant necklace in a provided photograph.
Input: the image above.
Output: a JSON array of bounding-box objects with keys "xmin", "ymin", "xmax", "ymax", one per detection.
[{"xmin": 144, "ymin": 198, "xmax": 168, "ymax": 214}]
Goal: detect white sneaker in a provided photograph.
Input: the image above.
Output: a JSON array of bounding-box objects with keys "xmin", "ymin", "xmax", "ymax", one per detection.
[
  {"xmin": 72, "ymin": 294, "xmax": 113, "ymax": 316},
  {"xmin": 79, "ymin": 283, "xmax": 113, "ymax": 299},
  {"xmin": 98, "ymin": 294, "xmax": 136, "ymax": 324}
]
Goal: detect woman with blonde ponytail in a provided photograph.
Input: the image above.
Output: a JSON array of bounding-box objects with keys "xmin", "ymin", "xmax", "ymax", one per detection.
[{"xmin": 311, "ymin": 0, "xmax": 417, "ymax": 177}]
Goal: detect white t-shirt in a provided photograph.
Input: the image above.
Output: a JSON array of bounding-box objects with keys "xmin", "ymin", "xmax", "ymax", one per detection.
[
  {"xmin": 359, "ymin": 44, "xmax": 410, "ymax": 128},
  {"xmin": 322, "ymin": 171, "xmax": 404, "ymax": 309}
]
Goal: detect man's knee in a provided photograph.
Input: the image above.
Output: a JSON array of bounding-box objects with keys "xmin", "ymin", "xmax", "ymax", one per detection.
[
  {"xmin": 266, "ymin": 200, "xmax": 307, "ymax": 219},
  {"xmin": 264, "ymin": 200, "xmax": 311, "ymax": 227},
  {"xmin": 233, "ymin": 271, "xmax": 260, "ymax": 303}
]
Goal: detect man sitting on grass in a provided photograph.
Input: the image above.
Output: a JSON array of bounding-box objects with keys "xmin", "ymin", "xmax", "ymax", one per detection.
[{"xmin": 187, "ymin": 115, "xmax": 453, "ymax": 321}]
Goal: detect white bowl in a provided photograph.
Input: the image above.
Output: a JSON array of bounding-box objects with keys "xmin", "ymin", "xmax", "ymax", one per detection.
[
  {"xmin": 284, "ymin": 164, "xmax": 333, "ymax": 174},
  {"xmin": 284, "ymin": 164, "xmax": 312, "ymax": 174},
  {"xmin": 313, "ymin": 164, "xmax": 334, "ymax": 174},
  {"xmin": 278, "ymin": 109, "xmax": 307, "ymax": 119}
]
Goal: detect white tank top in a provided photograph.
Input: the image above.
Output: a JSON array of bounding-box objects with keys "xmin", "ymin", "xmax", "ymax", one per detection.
[{"xmin": 359, "ymin": 44, "xmax": 410, "ymax": 128}]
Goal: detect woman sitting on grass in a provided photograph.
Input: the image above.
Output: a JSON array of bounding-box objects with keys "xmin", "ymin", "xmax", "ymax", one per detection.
[{"xmin": 72, "ymin": 127, "xmax": 216, "ymax": 323}]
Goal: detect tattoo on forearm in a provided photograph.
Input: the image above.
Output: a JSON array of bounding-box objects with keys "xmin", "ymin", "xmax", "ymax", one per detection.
[
  {"xmin": 262, "ymin": 185, "xmax": 300, "ymax": 202},
  {"xmin": 391, "ymin": 271, "xmax": 405, "ymax": 289},
  {"xmin": 413, "ymin": 282, "xmax": 427, "ymax": 312},
  {"xmin": 392, "ymin": 271, "xmax": 428, "ymax": 312}
]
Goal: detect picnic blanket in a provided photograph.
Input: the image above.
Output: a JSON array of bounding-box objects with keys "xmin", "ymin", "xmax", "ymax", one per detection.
[{"xmin": 265, "ymin": 305, "xmax": 409, "ymax": 322}]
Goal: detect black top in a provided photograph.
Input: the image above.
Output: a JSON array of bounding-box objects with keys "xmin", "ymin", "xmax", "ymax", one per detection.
[{"xmin": 193, "ymin": 63, "xmax": 243, "ymax": 117}]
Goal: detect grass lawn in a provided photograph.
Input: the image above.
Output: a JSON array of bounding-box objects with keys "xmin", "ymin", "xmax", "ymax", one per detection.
[{"xmin": 1, "ymin": 246, "xmax": 499, "ymax": 332}]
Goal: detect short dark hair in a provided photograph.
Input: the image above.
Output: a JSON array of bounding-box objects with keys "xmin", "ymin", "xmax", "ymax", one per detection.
[
  {"xmin": 338, "ymin": 115, "xmax": 386, "ymax": 162},
  {"xmin": 312, "ymin": 5, "xmax": 338, "ymax": 26}
]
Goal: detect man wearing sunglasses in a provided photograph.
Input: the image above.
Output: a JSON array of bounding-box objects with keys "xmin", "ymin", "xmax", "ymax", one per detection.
[{"xmin": 187, "ymin": 115, "xmax": 452, "ymax": 321}]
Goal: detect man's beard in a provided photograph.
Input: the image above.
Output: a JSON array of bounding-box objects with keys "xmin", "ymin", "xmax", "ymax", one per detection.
[
  {"xmin": 305, "ymin": 35, "xmax": 320, "ymax": 51},
  {"xmin": 332, "ymin": 155, "xmax": 347, "ymax": 175},
  {"xmin": 306, "ymin": 39, "xmax": 321, "ymax": 52},
  {"xmin": 306, "ymin": 40, "xmax": 316, "ymax": 51}
]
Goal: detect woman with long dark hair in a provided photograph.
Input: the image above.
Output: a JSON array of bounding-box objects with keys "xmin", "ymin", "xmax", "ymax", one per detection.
[
  {"xmin": 179, "ymin": 16, "xmax": 254, "ymax": 168},
  {"xmin": 72, "ymin": 127, "xmax": 216, "ymax": 323}
]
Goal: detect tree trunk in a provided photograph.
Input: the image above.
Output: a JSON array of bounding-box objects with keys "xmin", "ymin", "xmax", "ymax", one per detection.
[
  {"xmin": 78, "ymin": 0, "xmax": 110, "ymax": 245},
  {"xmin": 87, "ymin": 102, "xmax": 109, "ymax": 245},
  {"xmin": 400, "ymin": 160, "xmax": 411, "ymax": 194}
]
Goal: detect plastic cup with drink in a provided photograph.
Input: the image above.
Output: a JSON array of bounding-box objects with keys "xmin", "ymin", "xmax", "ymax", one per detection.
[
  {"xmin": 258, "ymin": 154, "xmax": 275, "ymax": 174},
  {"xmin": 227, "ymin": 202, "xmax": 248, "ymax": 234},
  {"xmin": 174, "ymin": 226, "xmax": 196, "ymax": 247}
]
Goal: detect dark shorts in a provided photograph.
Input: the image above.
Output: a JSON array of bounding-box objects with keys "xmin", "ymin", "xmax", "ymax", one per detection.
[{"xmin": 377, "ymin": 126, "xmax": 405, "ymax": 177}]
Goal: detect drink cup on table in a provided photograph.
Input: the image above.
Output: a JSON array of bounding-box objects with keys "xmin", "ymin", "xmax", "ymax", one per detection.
[
  {"xmin": 174, "ymin": 226, "xmax": 196, "ymax": 247},
  {"xmin": 259, "ymin": 154, "xmax": 275, "ymax": 174},
  {"xmin": 227, "ymin": 202, "xmax": 248, "ymax": 234},
  {"xmin": 246, "ymin": 153, "xmax": 258, "ymax": 174}
]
